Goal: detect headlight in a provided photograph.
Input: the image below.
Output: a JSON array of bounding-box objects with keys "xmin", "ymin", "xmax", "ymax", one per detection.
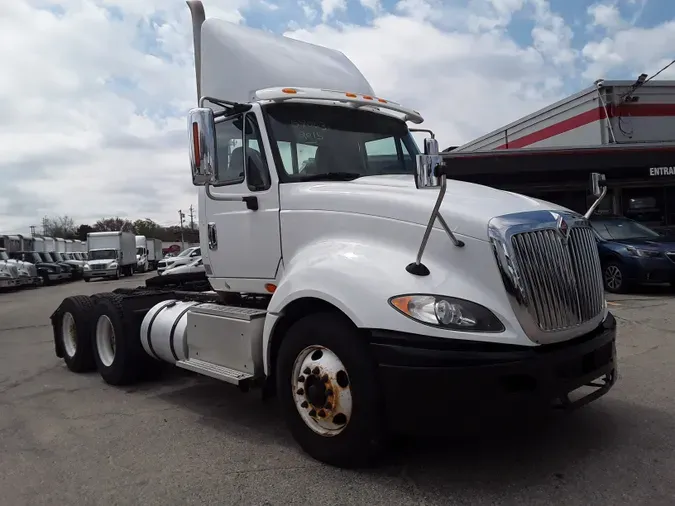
[
  {"xmin": 84, "ymin": 264, "xmax": 91, "ymax": 270},
  {"xmin": 109, "ymin": 263, "xmax": 118, "ymax": 269},
  {"xmin": 625, "ymin": 246, "xmax": 661, "ymax": 258},
  {"xmin": 389, "ymin": 294, "xmax": 505, "ymax": 332}
]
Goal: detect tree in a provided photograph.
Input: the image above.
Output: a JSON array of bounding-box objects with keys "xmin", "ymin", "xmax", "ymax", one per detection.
[
  {"xmin": 93, "ymin": 217, "xmax": 134, "ymax": 232},
  {"xmin": 43, "ymin": 215, "xmax": 78, "ymax": 239},
  {"xmin": 133, "ymin": 218, "xmax": 162, "ymax": 238},
  {"xmin": 76, "ymin": 224, "xmax": 94, "ymax": 241}
]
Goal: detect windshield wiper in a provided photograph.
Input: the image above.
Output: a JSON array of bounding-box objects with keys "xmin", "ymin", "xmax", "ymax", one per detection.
[{"xmin": 293, "ymin": 172, "xmax": 363, "ymax": 182}]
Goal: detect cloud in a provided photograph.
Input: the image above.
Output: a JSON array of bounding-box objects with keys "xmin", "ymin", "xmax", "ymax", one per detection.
[{"xmin": 0, "ymin": 0, "xmax": 674, "ymax": 233}]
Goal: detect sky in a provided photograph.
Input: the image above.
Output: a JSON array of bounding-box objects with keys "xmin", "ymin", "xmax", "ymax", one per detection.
[{"xmin": 1, "ymin": 0, "xmax": 674, "ymax": 234}]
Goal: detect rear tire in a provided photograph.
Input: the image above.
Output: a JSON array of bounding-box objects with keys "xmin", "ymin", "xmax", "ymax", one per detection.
[
  {"xmin": 276, "ymin": 312, "xmax": 386, "ymax": 468},
  {"xmin": 91, "ymin": 295, "xmax": 148, "ymax": 385},
  {"xmin": 54, "ymin": 296, "xmax": 97, "ymax": 373}
]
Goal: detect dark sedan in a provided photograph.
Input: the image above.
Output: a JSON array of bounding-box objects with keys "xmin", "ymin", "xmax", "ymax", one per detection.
[{"xmin": 590, "ymin": 216, "xmax": 675, "ymax": 293}]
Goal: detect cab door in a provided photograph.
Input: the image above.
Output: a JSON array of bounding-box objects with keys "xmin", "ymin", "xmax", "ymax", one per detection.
[{"xmin": 202, "ymin": 109, "xmax": 281, "ymax": 281}]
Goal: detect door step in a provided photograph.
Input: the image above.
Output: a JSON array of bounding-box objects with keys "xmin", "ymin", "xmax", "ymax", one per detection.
[{"xmin": 176, "ymin": 358, "xmax": 254, "ymax": 386}]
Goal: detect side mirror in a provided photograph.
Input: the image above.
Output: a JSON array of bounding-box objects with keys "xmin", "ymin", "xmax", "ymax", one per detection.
[
  {"xmin": 584, "ymin": 172, "xmax": 608, "ymax": 219},
  {"xmin": 590, "ymin": 172, "xmax": 606, "ymax": 197},
  {"xmin": 415, "ymin": 154, "xmax": 444, "ymax": 188},
  {"xmin": 424, "ymin": 137, "xmax": 439, "ymax": 155},
  {"xmin": 188, "ymin": 107, "xmax": 218, "ymax": 186}
]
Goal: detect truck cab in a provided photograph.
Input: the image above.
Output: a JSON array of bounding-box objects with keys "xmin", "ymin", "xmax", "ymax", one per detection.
[{"xmin": 50, "ymin": 0, "xmax": 617, "ymax": 469}]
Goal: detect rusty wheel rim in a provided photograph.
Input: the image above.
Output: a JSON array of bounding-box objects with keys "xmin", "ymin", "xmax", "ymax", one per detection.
[{"xmin": 291, "ymin": 345, "xmax": 352, "ymax": 436}]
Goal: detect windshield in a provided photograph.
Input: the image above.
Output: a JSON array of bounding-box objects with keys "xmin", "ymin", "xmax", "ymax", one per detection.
[
  {"xmin": 136, "ymin": 248, "xmax": 144, "ymax": 256},
  {"xmin": 52, "ymin": 252, "xmax": 64, "ymax": 261},
  {"xmin": 177, "ymin": 249, "xmax": 192, "ymax": 257},
  {"xmin": 262, "ymin": 103, "xmax": 419, "ymax": 181},
  {"xmin": 89, "ymin": 249, "xmax": 118, "ymax": 260},
  {"xmin": 40, "ymin": 252, "xmax": 54, "ymax": 262},
  {"xmin": 30, "ymin": 252, "xmax": 41, "ymax": 263},
  {"xmin": 591, "ymin": 219, "xmax": 661, "ymax": 240}
]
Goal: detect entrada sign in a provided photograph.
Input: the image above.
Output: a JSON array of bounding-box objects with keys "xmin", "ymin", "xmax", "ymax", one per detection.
[{"xmin": 649, "ymin": 166, "xmax": 675, "ymax": 176}]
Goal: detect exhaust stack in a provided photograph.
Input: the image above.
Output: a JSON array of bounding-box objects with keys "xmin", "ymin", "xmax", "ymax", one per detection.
[{"xmin": 186, "ymin": 1, "xmax": 206, "ymax": 101}]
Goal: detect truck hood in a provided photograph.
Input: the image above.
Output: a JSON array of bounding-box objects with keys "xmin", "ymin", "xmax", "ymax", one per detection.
[{"xmin": 282, "ymin": 175, "xmax": 569, "ymax": 240}]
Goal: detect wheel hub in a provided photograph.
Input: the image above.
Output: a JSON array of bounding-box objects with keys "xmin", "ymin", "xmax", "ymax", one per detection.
[{"xmin": 291, "ymin": 345, "xmax": 353, "ymax": 436}]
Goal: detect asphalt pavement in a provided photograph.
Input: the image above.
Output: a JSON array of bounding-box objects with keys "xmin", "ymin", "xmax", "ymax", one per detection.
[{"xmin": 1, "ymin": 276, "xmax": 674, "ymax": 506}]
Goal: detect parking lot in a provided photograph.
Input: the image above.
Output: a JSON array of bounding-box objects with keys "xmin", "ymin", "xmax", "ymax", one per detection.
[{"xmin": 1, "ymin": 277, "xmax": 674, "ymax": 506}]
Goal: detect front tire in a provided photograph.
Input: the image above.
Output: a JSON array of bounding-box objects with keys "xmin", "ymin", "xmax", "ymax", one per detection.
[
  {"xmin": 603, "ymin": 261, "xmax": 628, "ymax": 293},
  {"xmin": 276, "ymin": 312, "xmax": 386, "ymax": 468}
]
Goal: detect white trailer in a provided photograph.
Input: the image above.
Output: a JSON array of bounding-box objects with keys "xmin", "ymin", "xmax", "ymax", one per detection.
[
  {"xmin": 85, "ymin": 231, "xmax": 136, "ymax": 281},
  {"xmin": 135, "ymin": 235, "xmax": 149, "ymax": 273},
  {"xmin": 146, "ymin": 238, "xmax": 162, "ymax": 270},
  {"xmin": 49, "ymin": 1, "xmax": 618, "ymax": 469},
  {"xmin": 65, "ymin": 239, "xmax": 73, "ymax": 252},
  {"xmin": 56, "ymin": 238, "xmax": 67, "ymax": 253},
  {"xmin": 454, "ymin": 79, "xmax": 675, "ymax": 152}
]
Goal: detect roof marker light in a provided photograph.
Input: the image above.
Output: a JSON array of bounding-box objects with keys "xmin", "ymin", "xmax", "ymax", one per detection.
[{"xmin": 281, "ymin": 88, "xmax": 297, "ymax": 94}]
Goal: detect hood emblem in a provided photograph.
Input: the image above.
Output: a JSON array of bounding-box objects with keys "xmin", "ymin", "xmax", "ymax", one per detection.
[{"xmin": 553, "ymin": 213, "xmax": 570, "ymax": 244}]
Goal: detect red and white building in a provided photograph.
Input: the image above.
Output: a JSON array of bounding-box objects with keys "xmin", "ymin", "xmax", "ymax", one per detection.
[{"xmin": 450, "ymin": 79, "xmax": 675, "ymax": 232}]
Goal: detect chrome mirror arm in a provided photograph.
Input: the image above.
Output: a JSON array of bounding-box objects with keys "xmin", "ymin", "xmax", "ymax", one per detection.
[{"xmin": 407, "ymin": 165, "xmax": 465, "ymax": 277}]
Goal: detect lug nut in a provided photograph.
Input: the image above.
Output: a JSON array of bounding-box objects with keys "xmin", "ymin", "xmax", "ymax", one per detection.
[
  {"xmin": 318, "ymin": 409, "xmax": 326, "ymax": 418},
  {"xmin": 309, "ymin": 409, "xmax": 317, "ymax": 417},
  {"xmin": 296, "ymin": 388, "xmax": 304, "ymax": 395},
  {"xmin": 298, "ymin": 376, "xmax": 305, "ymax": 383},
  {"xmin": 303, "ymin": 367, "xmax": 311, "ymax": 375},
  {"xmin": 301, "ymin": 401, "xmax": 308, "ymax": 408},
  {"xmin": 312, "ymin": 367, "xmax": 320, "ymax": 375}
]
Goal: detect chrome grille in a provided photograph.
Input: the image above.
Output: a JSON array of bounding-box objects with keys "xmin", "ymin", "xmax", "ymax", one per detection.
[
  {"xmin": 489, "ymin": 210, "xmax": 606, "ymax": 345},
  {"xmin": 511, "ymin": 226, "xmax": 604, "ymax": 332}
]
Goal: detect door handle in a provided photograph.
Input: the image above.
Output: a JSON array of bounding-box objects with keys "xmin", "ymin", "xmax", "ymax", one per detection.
[{"xmin": 207, "ymin": 222, "xmax": 218, "ymax": 250}]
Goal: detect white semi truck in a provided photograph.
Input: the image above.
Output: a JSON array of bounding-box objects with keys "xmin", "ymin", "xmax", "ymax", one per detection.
[
  {"xmin": 84, "ymin": 231, "xmax": 137, "ymax": 281},
  {"xmin": 50, "ymin": 1, "xmax": 619, "ymax": 468}
]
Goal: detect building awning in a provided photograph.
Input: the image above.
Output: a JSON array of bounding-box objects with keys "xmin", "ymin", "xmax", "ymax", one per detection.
[{"xmin": 438, "ymin": 142, "xmax": 675, "ymax": 189}]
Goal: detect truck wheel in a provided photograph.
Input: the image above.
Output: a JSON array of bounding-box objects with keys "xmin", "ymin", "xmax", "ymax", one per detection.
[
  {"xmin": 91, "ymin": 295, "xmax": 145, "ymax": 385},
  {"xmin": 84, "ymin": 278, "xmax": 91, "ymax": 282},
  {"xmin": 54, "ymin": 296, "xmax": 97, "ymax": 373},
  {"xmin": 276, "ymin": 312, "xmax": 385, "ymax": 468}
]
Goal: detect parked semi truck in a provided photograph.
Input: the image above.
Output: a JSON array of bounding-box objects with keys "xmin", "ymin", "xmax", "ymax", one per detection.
[
  {"xmin": 84, "ymin": 231, "xmax": 136, "ymax": 281},
  {"xmin": 50, "ymin": 0, "xmax": 620, "ymax": 468}
]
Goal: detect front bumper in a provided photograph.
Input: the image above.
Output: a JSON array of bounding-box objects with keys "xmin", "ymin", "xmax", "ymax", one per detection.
[
  {"xmin": 0, "ymin": 277, "xmax": 18, "ymax": 289},
  {"xmin": 622, "ymin": 256, "xmax": 675, "ymax": 284},
  {"xmin": 368, "ymin": 313, "xmax": 617, "ymax": 434},
  {"xmin": 84, "ymin": 268, "xmax": 118, "ymax": 279}
]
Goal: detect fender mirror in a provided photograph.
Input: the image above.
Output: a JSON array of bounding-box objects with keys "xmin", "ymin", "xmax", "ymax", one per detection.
[{"xmin": 188, "ymin": 107, "xmax": 218, "ymax": 186}]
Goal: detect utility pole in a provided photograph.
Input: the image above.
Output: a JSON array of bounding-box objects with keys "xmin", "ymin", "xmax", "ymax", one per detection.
[
  {"xmin": 41, "ymin": 216, "xmax": 48, "ymax": 236},
  {"xmin": 188, "ymin": 205, "xmax": 195, "ymax": 231},
  {"xmin": 178, "ymin": 209, "xmax": 185, "ymax": 251},
  {"xmin": 30, "ymin": 226, "xmax": 36, "ymax": 237}
]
